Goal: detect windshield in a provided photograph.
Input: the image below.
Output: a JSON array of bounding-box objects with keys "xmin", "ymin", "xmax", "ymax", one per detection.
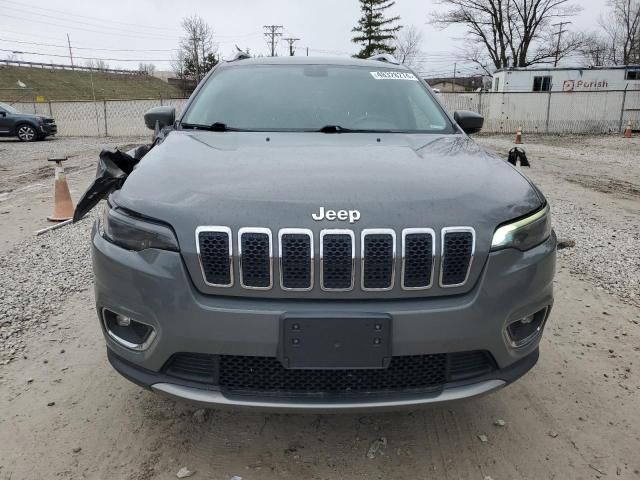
[
  {"xmin": 0, "ymin": 102, "xmax": 18, "ymax": 114},
  {"xmin": 182, "ymin": 64, "xmax": 453, "ymax": 133}
]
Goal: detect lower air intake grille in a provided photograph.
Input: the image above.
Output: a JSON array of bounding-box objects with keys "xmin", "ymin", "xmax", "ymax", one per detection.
[
  {"xmin": 240, "ymin": 231, "xmax": 272, "ymax": 288},
  {"xmin": 164, "ymin": 352, "xmax": 218, "ymax": 384},
  {"xmin": 163, "ymin": 350, "xmax": 496, "ymax": 398},
  {"xmin": 198, "ymin": 230, "xmax": 232, "ymax": 286},
  {"xmin": 321, "ymin": 232, "xmax": 354, "ymax": 290},
  {"xmin": 362, "ymin": 232, "xmax": 395, "ymax": 289},
  {"xmin": 441, "ymin": 229, "xmax": 474, "ymax": 286}
]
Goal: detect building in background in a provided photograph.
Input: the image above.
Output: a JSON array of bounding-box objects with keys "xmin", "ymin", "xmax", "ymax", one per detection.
[
  {"xmin": 425, "ymin": 76, "xmax": 485, "ymax": 92},
  {"xmin": 491, "ymin": 66, "xmax": 640, "ymax": 93}
]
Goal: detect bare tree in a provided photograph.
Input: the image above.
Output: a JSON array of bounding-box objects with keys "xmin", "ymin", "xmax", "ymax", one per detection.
[
  {"xmin": 430, "ymin": 0, "xmax": 583, "ymax": 71},
  {"xmin": 85, "ymin": 59, "xmax": 109, "ymax": 70},
  {"xmin": 394, "ymin": 25, "xmax": 423, "ymax": 67},
  {"xmin": 578, "ymin": 32, "xmax": 614, "ymax": 66},
  {"xmin": 138, "ymin": 62, "xmax": 156, "ymax": 75},
  {"xmin": 179, "ymin": 15, "xmax": 218, "ymax": 83},
  {"xmin": 600, "ymin": 0, "xmax": 640, "ymax": 64},
  {"xmin": 170, "ymin": 50, "xmax": 187, "ymax": 79}
]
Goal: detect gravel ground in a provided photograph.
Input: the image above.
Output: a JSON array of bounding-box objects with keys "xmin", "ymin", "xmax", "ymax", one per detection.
[
  {"xmin": 0, "ymin": 136, "xmax": 147, "ymax": 364},
  {"xmin": 477, "ymin": 135, "xmax": 640, "ymax": 309},
  {"xmin": 0, "ymin": 219, "xmax": 93, "ymax": 364}
]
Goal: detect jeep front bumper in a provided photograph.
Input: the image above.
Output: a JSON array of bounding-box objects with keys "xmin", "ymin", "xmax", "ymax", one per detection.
[{"xmin": 91, "ymin": 225, "xmax": 555, "ymax": 411}]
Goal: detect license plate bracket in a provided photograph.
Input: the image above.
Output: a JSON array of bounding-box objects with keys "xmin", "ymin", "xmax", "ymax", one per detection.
[{"xmin": 279, "ymin": 313, "xmax": 391, "ymax": 369}]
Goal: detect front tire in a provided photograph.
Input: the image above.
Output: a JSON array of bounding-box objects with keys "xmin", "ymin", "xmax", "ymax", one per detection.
[{"xmin": 16, "ymin": 124, "xmax": 37, "ymax": 142}]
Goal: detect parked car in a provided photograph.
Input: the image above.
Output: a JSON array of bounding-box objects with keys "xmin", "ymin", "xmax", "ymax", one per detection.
[
  {"xmin": 0, "ymin": 101, "xmax": 57, "ymax": 141},
  {"xmin": 76, "ymin": 54, "xmax": 556, "ymax": 412}
]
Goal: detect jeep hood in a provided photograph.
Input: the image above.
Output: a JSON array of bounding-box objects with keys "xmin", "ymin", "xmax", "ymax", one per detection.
[{"xmin": 115, "ymin": 131, "xmax": 542, "ymax": 232}]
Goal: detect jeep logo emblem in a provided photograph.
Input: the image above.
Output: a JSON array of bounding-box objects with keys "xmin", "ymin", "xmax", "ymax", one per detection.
[{"xmin": 312, "ymin": 207, "xmax": 361, "ymax": 223}]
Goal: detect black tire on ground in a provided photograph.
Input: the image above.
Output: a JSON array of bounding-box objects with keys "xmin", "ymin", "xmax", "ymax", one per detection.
[{"xmin": 16, "ymin": 124, "xmax": 38, "ymax": 142}]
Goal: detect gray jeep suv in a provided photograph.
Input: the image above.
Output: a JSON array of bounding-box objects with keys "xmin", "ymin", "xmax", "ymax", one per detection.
[
  {"xmin": 0, "ymin": 102, "xmax": 57, "ymax": 141},
  {"xmin": 80, "ymin": 55, "xmax": 556, "ymax": 411}
]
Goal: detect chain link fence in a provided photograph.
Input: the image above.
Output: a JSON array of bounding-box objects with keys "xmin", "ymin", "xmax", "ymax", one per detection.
[
  {"xmin": 6, "ymin": 90, "xmax": 640, "ymax": 137},
  {"xmin": 438, "ymin": 90, "xmax": 639, "ymax": 134}
]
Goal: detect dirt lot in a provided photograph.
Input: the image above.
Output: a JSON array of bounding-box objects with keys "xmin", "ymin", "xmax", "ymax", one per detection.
[{"xmin": 0, "ymin": 134, "xmax": 639, "ymax": 480}]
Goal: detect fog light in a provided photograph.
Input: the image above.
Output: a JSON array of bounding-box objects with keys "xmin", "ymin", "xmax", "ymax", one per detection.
[
  {"xmin": 505, "ymin": 308, "xmax": 549, "ymax": 348},
  {"xmin": 102, "ymin": 309, "xmax": 156, "ymax": 351},
  {"xmin": 116, "ymin": 314, "xmax": 131, "ymax": 327}
]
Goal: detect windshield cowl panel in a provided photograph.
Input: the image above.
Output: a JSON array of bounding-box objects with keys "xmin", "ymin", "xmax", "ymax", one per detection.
[{"xmin": 181, "ymin": 64, "xmax": 454, "ymax": 134}]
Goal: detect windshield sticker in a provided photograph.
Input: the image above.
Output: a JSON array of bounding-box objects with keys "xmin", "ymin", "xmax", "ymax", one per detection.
[{"xmin": 370, "ymin": 71, "xmax": 418, "ymax": 81}]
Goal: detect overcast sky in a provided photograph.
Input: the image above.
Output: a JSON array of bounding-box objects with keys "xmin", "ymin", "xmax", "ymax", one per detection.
[{"xmin": 1, "ymin": 0, "xmax": 606, "ymax": 77}]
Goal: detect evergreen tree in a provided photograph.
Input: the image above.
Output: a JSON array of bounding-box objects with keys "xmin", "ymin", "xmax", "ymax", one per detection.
[{"xmin": 352, "ymin": 0, "xmax": 402, "ymax": 58}]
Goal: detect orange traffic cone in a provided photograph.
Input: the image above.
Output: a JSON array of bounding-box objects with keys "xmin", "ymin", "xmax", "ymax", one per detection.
[
  {"xmin": 515, "ymin": 126, "xmax": 523, "ymax": 144},
  {"xmin": 47, "ymin": 156, "xmax": 74, "ymax": 222},
  {"xmin": 623, "ymin": 120, "xmax": 632, "ymax": 138}
]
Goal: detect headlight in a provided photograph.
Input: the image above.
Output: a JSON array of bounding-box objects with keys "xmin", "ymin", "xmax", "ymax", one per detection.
[
  {"xmin": 101, "ymin": 203, "xmax": 179, "ymax": 252},
  {"xmin": 491, "ymin": 205, "xmax": 552, "ymax": 251}
]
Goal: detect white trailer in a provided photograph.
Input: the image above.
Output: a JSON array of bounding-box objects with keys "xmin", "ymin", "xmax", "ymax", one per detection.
[{"xmin": 492, "ymin": 66, "xmax": 640, "ymax": 92}]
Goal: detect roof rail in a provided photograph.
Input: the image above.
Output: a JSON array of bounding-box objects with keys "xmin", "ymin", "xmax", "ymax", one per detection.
[
  {"xmin": 229, "ymin": 52, "xmax": 251, "ymax": 62},
  {"xmin": 367, "ymin": 53, "xmax": 400, "ymax": 65}
]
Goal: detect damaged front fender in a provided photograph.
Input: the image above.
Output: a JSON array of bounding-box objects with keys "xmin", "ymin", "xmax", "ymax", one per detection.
[{"xmin": 73, "ymin": 139, "xmax": 162, "ymax": 222}]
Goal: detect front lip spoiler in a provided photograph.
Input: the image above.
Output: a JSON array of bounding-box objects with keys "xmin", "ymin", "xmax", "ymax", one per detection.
[
  {"xmin": 151, "ymin": 379, "xmax": 506, "ymax": 412},
  {"xmin": 108, "ymin": 347, "xmax": 539, "ymax": 413}
]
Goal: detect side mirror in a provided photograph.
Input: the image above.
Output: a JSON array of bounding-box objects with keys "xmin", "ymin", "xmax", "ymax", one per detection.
[
  {"xmin": 144, "ymin": 106, "xmax": 175, "ymax": 131},
  {"xmin": 454, "ymin": 110, "xmax": 483, "ymax": 135},
  {"xmin": 0, "ymin": 111, "xmax": 6, "ymax": 117}
]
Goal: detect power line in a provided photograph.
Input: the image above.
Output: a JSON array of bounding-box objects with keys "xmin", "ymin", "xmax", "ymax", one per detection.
[
  {"xmin": 0, "ymin": 48, "xmax": 172, "ymax": 62},
  {"xmin": 0, "ymin": 0, "xmax": 182, "ymax": 35},
  {"xmin": 263, "ymin": 25, "xmax": 283, "ymax": 57},
  {"xmin": 0, "ymin": 37, "xmax": 175, "ymax": 52},
  {"xmin": 1, "ymin": 13, "xmax": 180, "ymax": 42}
]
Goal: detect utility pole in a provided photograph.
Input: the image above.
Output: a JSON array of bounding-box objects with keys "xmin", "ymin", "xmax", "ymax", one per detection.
[
  {"xmin": 452, "ymin": 62, "xmax": 456, "ymax": 91},
  {"xmin": 66, "ymin": 33, "xmax": 74, "ymax": 68},
  {"xmin": 283, "ymin": 37, "xmax": 300, "ymax": 56},
  {"xmin": 263, "ymin": 25, "xmax": 283, "ymax": 57},
  {"xmin": 552, "ymin": 21, "xmax": 571, "ymax": 67}
]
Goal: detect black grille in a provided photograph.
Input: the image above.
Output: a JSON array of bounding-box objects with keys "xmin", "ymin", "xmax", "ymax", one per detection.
[
  {"xmin": 448, "ymin": 350, "xmax": 495, "ymax": 381},
  {"xmin": 362, "ymin": 233, "xmax": 394, "ymax": 289},
  {"xmin": 240, "ymin": 232, "xmax": 271, "ymax": 288},
  {"xmin": 441, "ymin": 230, "xmax": 474, "ymax": 286},
  {"xmin": 198, "ymin": 231, "xmax": 231, "ymax": 286},
  {"xmin": 322, "ymin": 233, "xmax": 353, "ymax": 290},
  {"xmin": 280, "ymin": 233, "xmax": 312, "ymax": 289},
  {"xmin": 163, "ymin": 351, "xmax": 495, "ymax": 399},
  {"xmin": 403, "ymin": 232, "xmax": 434, "ymax": 288},
  {"xmin": 165, "ymin": 352, "xmax": 218, "ymax": 383}
]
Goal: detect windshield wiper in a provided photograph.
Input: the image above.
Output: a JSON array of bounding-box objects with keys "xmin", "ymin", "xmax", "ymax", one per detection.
[
  {"xmin": 318, "ymin": 125, "xmax": 354, "ymax": 133},
  {"xmin": 181, "ymin": 122, "xmax": 250, "ymax": 132},
  {"xmin": 317, "ymin": 125, "xmax": 399, "ymax": 134}
]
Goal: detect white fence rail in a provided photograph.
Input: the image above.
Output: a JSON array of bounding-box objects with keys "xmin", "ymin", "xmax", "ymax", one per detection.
[{"xmin": 7, "ymin": 90, "xmax": 640, "ymax": 137}]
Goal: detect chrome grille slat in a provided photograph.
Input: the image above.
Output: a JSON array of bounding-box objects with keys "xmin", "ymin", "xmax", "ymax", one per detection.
[
  {"xmin": 238, "ymin": 228, "xmax": 273, "ymax": 290},
  {"xmin": 195, "ymin": 226, "xmax": 233, "ymax": 287},
  {"xmin": 440, "ymin": 227, "xmax": 475, "ymax": 288},
  {"xmin": 196, "ymin": 226, "xmax": 475, "ymax": 292},
  {"xmin": 320, "ymin": 229, "xmax": 355, "ymax": 291},
  {"xmin": 361, "ymin": 229, "xmax": 396, "ymax": 291},
  {"xmin": 279, "ymin": 228, "xmax": 314, "ymax": 291},
  {"xmin": 401, "ymin": 228, "xmax": 436, "ymax": 290}
]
